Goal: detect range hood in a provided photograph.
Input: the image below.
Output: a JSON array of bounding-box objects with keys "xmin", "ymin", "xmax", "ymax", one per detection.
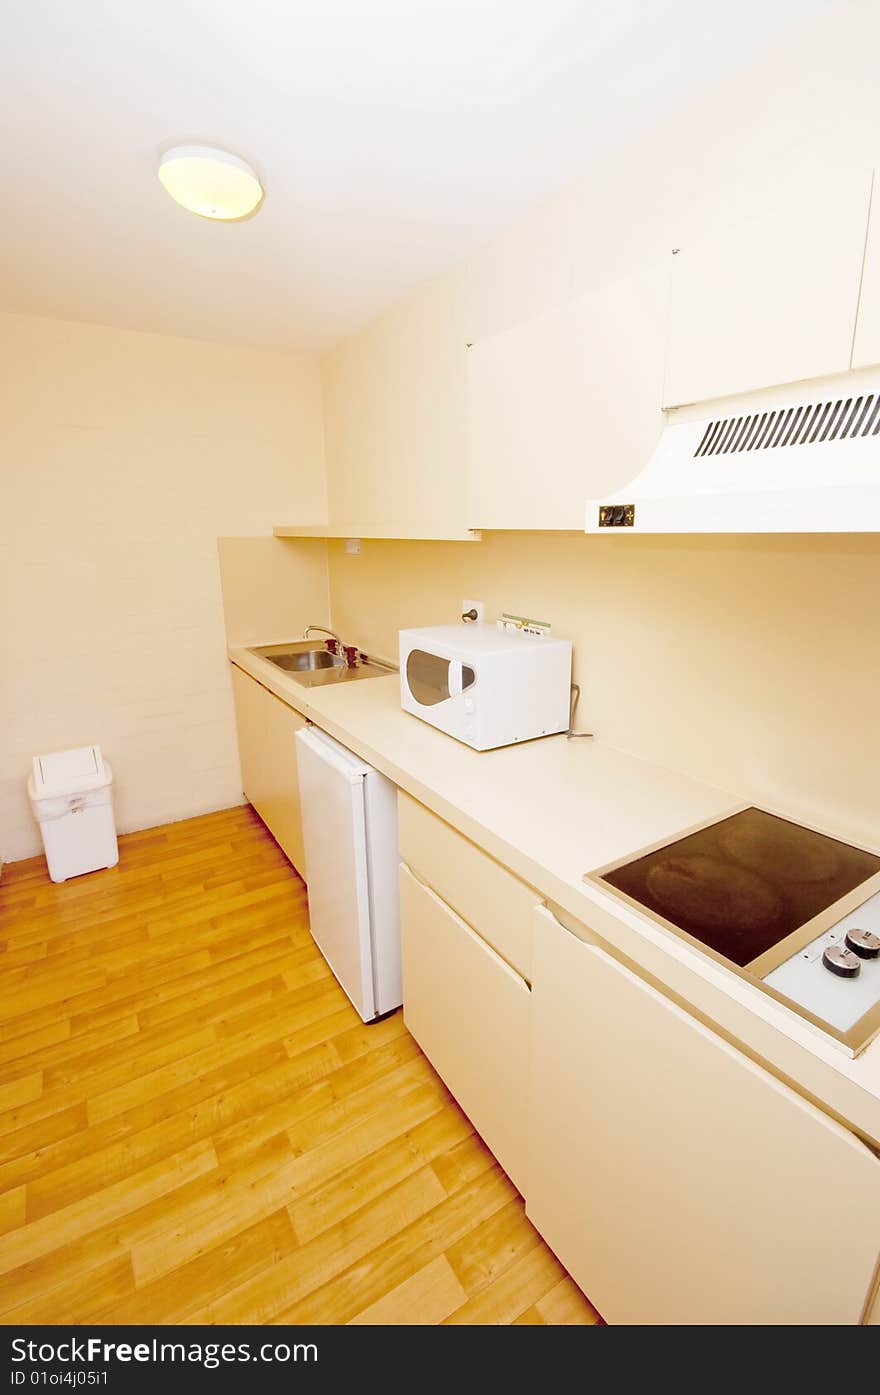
[{"xmin": 585, "ymin": 370, "xmax": 880, "ymax": 533}]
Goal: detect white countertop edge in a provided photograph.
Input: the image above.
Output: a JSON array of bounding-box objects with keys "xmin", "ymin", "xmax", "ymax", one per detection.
[{"xmin": 228, "ymin": 640, "xmax": 880, "ymax": 1149}]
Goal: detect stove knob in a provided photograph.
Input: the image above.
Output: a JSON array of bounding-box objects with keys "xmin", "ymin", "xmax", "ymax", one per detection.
[
  {"xmin": 845, "ymin": 927, "xmax": 880, "ymax": 960},
  {"xmin": 822, "ymin": 944, "xmax": 861, "ymax": 978}
]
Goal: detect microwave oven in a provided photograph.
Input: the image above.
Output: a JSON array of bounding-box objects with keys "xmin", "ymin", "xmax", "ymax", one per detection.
[{"xmin": 399, "ymin": 623, "xmax": 572, "ymax": 750}]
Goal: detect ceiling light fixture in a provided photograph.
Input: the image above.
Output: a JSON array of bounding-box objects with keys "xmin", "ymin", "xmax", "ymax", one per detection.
[{"xmin": 157, "ymin": 145, "xmax": 263, "ymax": 221}]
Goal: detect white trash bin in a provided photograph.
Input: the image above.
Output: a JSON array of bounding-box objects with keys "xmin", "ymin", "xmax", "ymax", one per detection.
[{"xmin": 28, "ymin": 746, "xmax": 118, "ymax": 883}]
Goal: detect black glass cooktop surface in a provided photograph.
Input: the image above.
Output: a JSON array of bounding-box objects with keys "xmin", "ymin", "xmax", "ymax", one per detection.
[{"xmin": 600, "ymin": 808, "xmax": 880, "ymax": 967}]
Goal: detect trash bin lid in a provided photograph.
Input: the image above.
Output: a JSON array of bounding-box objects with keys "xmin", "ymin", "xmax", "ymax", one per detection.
[{"xmin": 31, "ymin": 745, "xmax": 108, "ymax": 797}]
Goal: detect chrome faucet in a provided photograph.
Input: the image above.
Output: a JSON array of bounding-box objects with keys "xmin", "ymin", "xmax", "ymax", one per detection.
[
  {"xmin": 304, "ymin": 624, "xmax": 342, "ymax": 647},
  {"xmin": 304, "ymin": 623, "xmax": 359, "ymax": 667}
]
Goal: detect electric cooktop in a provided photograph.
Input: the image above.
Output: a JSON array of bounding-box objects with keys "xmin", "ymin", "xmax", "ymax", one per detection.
[{"xmin": 588, "ymin": 807, "xmax": 880, "ymax": 1056}]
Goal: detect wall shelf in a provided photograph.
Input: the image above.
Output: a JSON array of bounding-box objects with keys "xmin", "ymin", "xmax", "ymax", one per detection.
[{"xmin": 273, "ymin": 524, "xmax": 482, "ymax": 542}]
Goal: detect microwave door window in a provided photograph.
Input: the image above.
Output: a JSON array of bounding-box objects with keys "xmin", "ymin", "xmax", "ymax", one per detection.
[{"xmin": 406, "ymin": 651, "xmax": 475, "ymax": 707}]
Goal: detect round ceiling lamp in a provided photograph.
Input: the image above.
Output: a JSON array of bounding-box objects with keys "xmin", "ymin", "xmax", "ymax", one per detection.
[{"xmin": 157, "ymin": 145, "xmax": 264, "ymax": 221}]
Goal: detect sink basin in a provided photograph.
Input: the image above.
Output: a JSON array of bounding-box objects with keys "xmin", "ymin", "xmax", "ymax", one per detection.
[
  {"xmin": 268, "ymin": 649, "xmax": 342, "ymax": 673},
  {"xmin": 247, "ymin": 640, "xmax": 397, "ymax": 688}
]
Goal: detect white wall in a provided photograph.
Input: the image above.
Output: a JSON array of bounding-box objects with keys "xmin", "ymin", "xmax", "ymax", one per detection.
[
  {"xmin": 217, "ymin": 536, "xmax": 330, "ymax": 648},
  {"xmin": 0, "ymin": 312, "xmax": 327, "ymax": 861},
  {"xmin": 324, "ymin": 4, "xmax": 880, "ymax": 850}
]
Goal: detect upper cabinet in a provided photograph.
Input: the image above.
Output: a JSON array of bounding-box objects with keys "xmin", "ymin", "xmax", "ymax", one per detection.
[
  {"xmin": 300, "ymin": 167, "xmax": 879, "ymax": 540},
  {"xmin": 466, "ymin": 262, "xmax": 668, "ymax": 529},
  {"xmin": 663, "ymin": 168, "xmax": 874, "ymax": 408},
  {"xmin": 319, "ymin": 280, "xmax": 478, "ymax": 541},
  {"xmin": 853, "ymin": 178, "xmax": 880, "ymax": 369}
]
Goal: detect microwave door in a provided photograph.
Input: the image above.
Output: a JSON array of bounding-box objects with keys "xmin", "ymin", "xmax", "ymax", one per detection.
[
  {"xmin": 406, "ymin": 649, "xmax": 451, "ymax": 706},
  {"xmin": 405, "ymin": 649, "xmax": 476, "ymax": 707},
  {"xmin": 405, "ymin": 649, "xmax": 452, "ymax": 706}
]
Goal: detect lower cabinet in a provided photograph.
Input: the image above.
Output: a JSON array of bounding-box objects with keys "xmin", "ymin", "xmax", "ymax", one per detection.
[
  {"xmin": 399, "ymin": 862, "xmax": 530, "ymax": 1194},
  {"xmin": 398, "ymin": 790, "xmax": 539, "ymax": 981},
  {"xmin": 230, "ymin": 664, "xmax": 308, "ymax": 877},
  {"xmin": 527, "ymin": 906, "xmax": 880, "ymax": 1324}
]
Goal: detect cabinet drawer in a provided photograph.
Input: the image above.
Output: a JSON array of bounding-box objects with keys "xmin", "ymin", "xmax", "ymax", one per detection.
[
  {"xmin": 398, "ymin": 791, "xmax": 540, "ymax": 981},
  {"xmin": 399, "ymin": 862, "xmax": 530, "ymax": 1194}
]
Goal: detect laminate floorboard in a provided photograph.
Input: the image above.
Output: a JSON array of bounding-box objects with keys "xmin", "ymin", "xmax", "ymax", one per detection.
[{"xmin": 0, "ymin": 806, "xmax": 600, "ymax": 1326}]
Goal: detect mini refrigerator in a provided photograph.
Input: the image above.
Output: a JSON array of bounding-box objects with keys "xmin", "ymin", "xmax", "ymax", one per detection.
[{"xmin": 295, "ymin": 725, "xmax": 401, "ymax": 1021}]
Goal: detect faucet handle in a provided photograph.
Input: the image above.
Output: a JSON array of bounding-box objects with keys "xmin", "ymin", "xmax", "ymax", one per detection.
[
  {"xmin": 343, "ymin": 645, "xmax": 359, "ymax": 668},
  {"xmin": 325, "ymin": 638, "xmax": 339, "ymax": 654}
]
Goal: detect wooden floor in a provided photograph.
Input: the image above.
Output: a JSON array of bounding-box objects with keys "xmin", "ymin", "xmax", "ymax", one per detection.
[{"xmin": 0, "ymin": 806, "xmax": 599, "ymax": 1326}]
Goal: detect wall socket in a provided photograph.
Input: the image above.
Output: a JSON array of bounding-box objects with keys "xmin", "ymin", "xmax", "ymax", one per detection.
[
  {"xmin": 461, "ymin": 598, "xmax": 485, "ymax": 623},
  {"xmin": 344, "ymin": 538, "xmax": 361, "ymax": 555}
]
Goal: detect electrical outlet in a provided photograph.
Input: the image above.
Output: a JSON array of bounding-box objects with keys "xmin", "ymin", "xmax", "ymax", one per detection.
[
  {"xmin": 461, "ymin": 598, "xmax": 485, "ymax": 623},
  {"xmin": 344, "ymin": 538, "xmax": 361, "ymax": 555}
]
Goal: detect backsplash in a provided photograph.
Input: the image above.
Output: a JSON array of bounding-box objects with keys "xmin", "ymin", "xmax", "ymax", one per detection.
[{"xmin": 328, "ymin": 531, "xmax": 880, "ymax": 851}]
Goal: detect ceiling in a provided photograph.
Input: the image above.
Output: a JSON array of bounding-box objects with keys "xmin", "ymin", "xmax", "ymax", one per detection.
[{"xmin": 1, "ymin": 1, "xmax": 831, "ymax": 351}]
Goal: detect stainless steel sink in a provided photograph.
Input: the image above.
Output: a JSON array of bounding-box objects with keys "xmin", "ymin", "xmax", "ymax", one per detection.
[
  {"xmin": 248, "ymin": 640, "xmax": 397, "ymax": 688},
  {"xmin": 269, "ymin": 649, "xmax": 342, "ymax": 673}
]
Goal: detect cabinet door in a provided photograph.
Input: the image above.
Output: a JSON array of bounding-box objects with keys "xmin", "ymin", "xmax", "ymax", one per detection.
[
  {"xmin": 321, "ymin": 280, "xmax": 476, "ymax": 540},
  {"xmin": 528, "ymin": 907, "xmax": 880, "ymax": 1325},
  {"xmin": 467, "ymin": 263, "xmax": 668, "ymax": 528},
  {"xmin": 663, "ymin": 169, "xmax": 873, "ymax": 407},
  {"xmin": 399, "ymin": 862, "xmax": 530, "ymax": 1193},
  {"xmin": 230, "ymin": 665, "xmax": 307, "ymax": 877},
  {"xmin": 853, "ymin": 174, "xmax": 880, "ymax": 369}
]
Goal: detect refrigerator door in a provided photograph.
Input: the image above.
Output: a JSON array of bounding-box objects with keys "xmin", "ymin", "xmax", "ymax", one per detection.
[
  {"xmin": 362, "ymin": 760, "xmax": 402, "ymax": 1016},
  {"xmin": 295, "ymin": 725, "xmax": 376, "ymax": 1020}
]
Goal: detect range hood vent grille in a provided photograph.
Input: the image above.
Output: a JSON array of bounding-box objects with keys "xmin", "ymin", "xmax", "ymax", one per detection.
[
  {"xmin": 585, "ymin": 366, "xmax": 880, "ymax": 534},
  {"xmin": 694, "ymin": 393, "xmax": 880, "ymax": 458}
]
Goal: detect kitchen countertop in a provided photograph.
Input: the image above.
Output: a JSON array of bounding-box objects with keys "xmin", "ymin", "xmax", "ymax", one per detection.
[{"xmin": 229, "ymin": 641, "xmax": 880, "ymax": 1150}]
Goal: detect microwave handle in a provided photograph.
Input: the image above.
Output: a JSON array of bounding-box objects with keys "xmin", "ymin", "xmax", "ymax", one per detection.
[{"xmin": 448, "ymin": 659, "xmax": 464, "ymax": 697}]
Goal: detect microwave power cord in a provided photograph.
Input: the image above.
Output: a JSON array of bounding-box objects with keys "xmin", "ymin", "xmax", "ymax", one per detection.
[{"xmin": 567, "ymin": 683, "xmax": 593, "ymax": 740}]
